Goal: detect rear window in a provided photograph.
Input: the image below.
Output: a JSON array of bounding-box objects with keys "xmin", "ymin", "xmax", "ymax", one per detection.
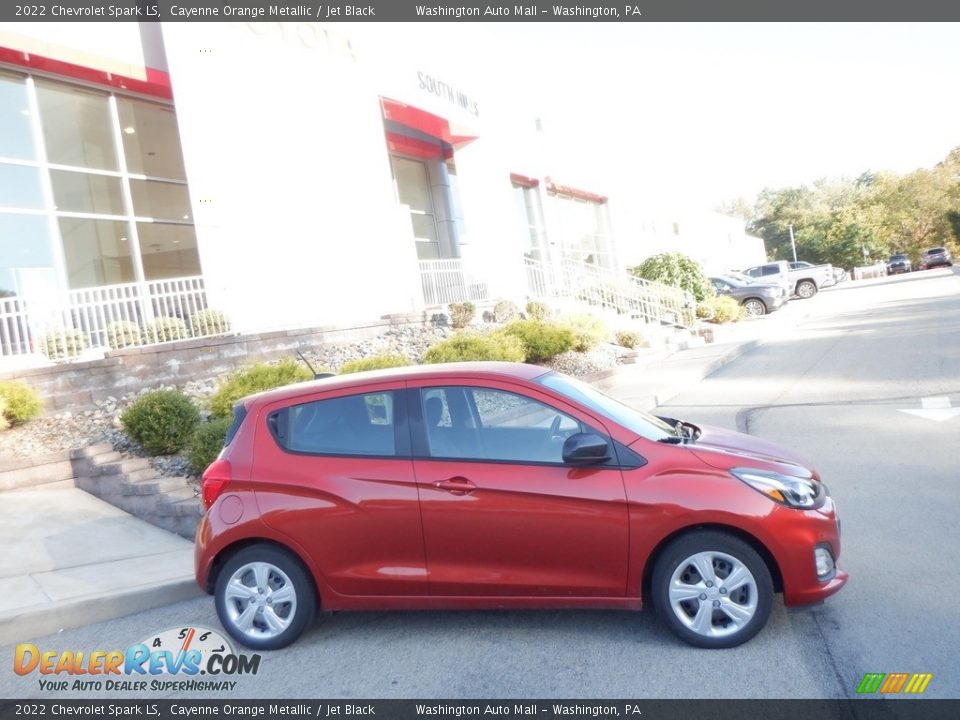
[
  {"xmin": 224, "ymin": 405, "xmax": 247, "ymax": 447},
  {"xmin": 269, "ymin": 391, "xmax": 396, "ymax": 457},
  {"xmin": 925, "ymin": 248, "xmax": 945, "ymax": 254}
]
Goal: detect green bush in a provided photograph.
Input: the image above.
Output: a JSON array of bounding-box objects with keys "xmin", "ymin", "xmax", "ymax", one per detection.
[
  {"xmin": 629, "ymin": 252, "xmax": 714, "ymax": 302},
  {"xmin": 501, "ymin": 320, "xmax": 576, "ymax": 362},
  {"xmin": 121, "ymin": 389, "xmax": 200, "ymax": 455},
  {"xmin": 41, "ymin": 328, "xmax": 87, "ymax": 360},
  {"xmin": 615, "ymin": 330, "xmax": 647, "ymax": 349},
  {"xmin": 0, "ymin": 398, "xmax": 8, "ymax": 432},
  {"xmin": 210, "ymin": 359, "xmax": 313, "ymax": 419},
  {"xmin": 493, "ymin": 300, "xmax": 519, "ymax": 323},
  {"xmin": 562, "ymin": 314, "xmax": 609, "ymax": 352},
  {"xmin": 525, "ymin": 300, "xmax": 551, "ymax": 321},
  {"xmin": 339, "ymin": 354, "xmax": 410, "ymax": 374},
  {"xmin": 145, "ymin": 316, "xmax": 189, "ymax": 343},
  {"xmin": 423, "ymin": 332, "xmax": 526, "ymax": 364},
  {"xmin": 106, "ymin": 321, "xmax": 142, "ymax": 350},
  {"xmin": 190, "ymin": 309, "xmax": 230, "ymax": 336},
  {"xmin": 187, "ymin": 416, "xmax": 232, "ymax": 476},
  {"xmin": 448, "ymin": 302, "xmax": 476, "ymax": 329},
  {"xmin": 0, "ymin": 380, "xmax": 43, "ymax": 426},
  {"xmin": 699, "ymin": 296, "xmax": 742, "ymax": 324}
]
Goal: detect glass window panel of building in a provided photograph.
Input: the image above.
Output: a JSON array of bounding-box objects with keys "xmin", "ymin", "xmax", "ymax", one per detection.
[
  {"xmin": 0, "ymin": 213, "xmax": 56, "ymax": 298},
  {"xmin": 0, "ymin": 71, "xmax": 35, "ymax": 161},
  {"xmin": 129, "ymin": 179, "xmax": 192, "ymax": 221},
  {"xmin": 0, "ymin": 163, "xmax": 44, "ymax": 210},
  {"xmin": 50, "ymin": 169, "xmax": 125, "ymax": 215},
  {"xmin": 117, "ymin": 97, "xmax": 186, "ymax": 180},
  {"xmin": 59, "ymin": 217, "xmax": 134, "ymax": 289},
  {"xmin": 136, "ymin": 223, "xmax": 201, "ymax": 280},
  {"xmin": 35, "ymin": 80, "xmax": 118, "ymax": 171}
]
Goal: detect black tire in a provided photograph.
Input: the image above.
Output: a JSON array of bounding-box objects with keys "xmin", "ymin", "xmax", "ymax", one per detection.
[
  {"xmin": 652, "ymin": 530, "xmax": 773, "ymax": 649},
  {"xmin": 742, "ymin": 298, "xmax": 767, "ymax": 317},
  {"xmin": 795, "ymin": 280, "xmax": 817, "ymax": 299},
  {"xmin": 214, "ymin": 544, "xmax": 317, "ymax": 650}
]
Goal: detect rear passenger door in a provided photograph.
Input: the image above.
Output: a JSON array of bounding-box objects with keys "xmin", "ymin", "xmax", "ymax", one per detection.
[
  {"xmin": 254, "ymin": 382, "xmax": 428, "ymax": 596},
  {"xmin": 409, "ymin": 381, "xmax": 629, "ymax": 598}
]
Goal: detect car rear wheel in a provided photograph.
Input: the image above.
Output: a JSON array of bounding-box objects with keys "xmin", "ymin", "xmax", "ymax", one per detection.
[
  {"xmin": 652, "ymin": 531, "xmax": 773, "ymax": 648},
  {"xmin": 795, "ymin": 280, "xmax": 817, "ymax": 298},
  {"xmin": 215, "ymin": 545, "xmax": 317, "ymax": 650},
  {"xmin": 742, "ymin": 298, "xmax": 767, "ymax": 318}
]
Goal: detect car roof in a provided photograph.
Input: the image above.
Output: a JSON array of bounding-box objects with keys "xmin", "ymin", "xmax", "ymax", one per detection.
[{"xmin": 240, "ymin": 361, "xmax": 552, "ymax": 407}]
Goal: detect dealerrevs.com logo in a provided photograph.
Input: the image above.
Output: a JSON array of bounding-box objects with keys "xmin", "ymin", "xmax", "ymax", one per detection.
[{"xmin": 13, "ymin": 626, "xmax": 261, "ymax": 693}]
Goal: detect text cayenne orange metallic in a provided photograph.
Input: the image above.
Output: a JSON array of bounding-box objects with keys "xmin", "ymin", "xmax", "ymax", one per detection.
[{"xmin": 195, "ymin": 362, "xmax": 846, "ymax": 650}]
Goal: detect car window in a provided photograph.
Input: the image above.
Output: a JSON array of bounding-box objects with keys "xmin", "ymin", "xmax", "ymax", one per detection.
[
  {"xmin": 925, "ymin": 248, "xmax": 945, "ymax": 254},
  {"xmin": 421, "ymin": 386, "xmax": 583, "ymax": 464},
  {"xmin": 745, "ymin": 267, "xmax": 761, "ymax": 277},
  {"xmin": 277, "ymin": 391, "xmax": 396, "ymax": 456},
  {"xmin": 761, "ymin": 265, "xmax": 779, "ymax": 276}
]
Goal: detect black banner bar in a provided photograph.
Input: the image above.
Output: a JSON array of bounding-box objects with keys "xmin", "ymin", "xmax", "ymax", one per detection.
[
  {"xmin": 2, "ymin": 700, "xmax": 960, "ymax": 720},
  {"xmin": 2, "ymin": 0, "xmax": 960, "ymax": 23}
]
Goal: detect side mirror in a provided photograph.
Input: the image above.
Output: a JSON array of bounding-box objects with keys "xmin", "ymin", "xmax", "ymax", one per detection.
[{"xmin": 562, "ymin": 433, "xmax": 612, "ymax": 465}]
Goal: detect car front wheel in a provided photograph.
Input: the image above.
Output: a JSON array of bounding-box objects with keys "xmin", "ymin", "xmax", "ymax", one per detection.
[
  {"xmin": 742, "ymin": 298, "xmax": 767, "ymax": 317},
  {"xmin": 652, "ymin": 531, "xmax": 773, "ymax": 648},
  {"xmin": 795, "ymin": 280, "xmax": 817, "ymax": 298},
  {"xmin": 215, "ymin": 545, "xmax": 317, "ymax": 650}
]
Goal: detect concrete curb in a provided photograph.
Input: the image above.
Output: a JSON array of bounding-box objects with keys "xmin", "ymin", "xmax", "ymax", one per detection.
[
  {"xmin": 645, "ymin": 339, "xmax": 762, "ymax": 410},
  {"xmin": 0, "ymin": 578, "xmax": 203, "ymax": 646}
]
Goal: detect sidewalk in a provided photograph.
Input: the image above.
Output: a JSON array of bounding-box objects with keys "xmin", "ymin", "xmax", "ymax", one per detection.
[{"xmin": 0, "ymin": 486, "xmax": 201, "ymax": 646}]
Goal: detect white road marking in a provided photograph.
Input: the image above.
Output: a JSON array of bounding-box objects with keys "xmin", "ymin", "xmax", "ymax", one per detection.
[{"xmin": 899, "ymin": 396, "xmax": 960, "ymax": 422}]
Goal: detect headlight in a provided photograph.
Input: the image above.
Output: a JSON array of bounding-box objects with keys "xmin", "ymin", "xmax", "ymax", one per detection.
[{"xmin": 730, "ymin": 468, "xmax": 824, "ymax": 509}]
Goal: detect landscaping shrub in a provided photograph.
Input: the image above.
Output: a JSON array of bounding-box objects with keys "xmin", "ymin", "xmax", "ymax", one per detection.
[
  {"xmin": 615, "ymin": 330, "xmax": 647, "ymax": 349},
  {"xmin": 562, "ymin": 314, "xmax": 609, "ymax": 352},
  {"xmin": 210, "ymin": 359, "xmax": 313, "ymax": 419},
  {"xmin": 525, "ymin": 300, "xmax": 551, "ymax": 321},
  {"xmin": 0, "ymin": 399, "xmax": 8, "ymax": 432},
  {"xmin": 339, "ymin": 354, "xmax": 410, "ymax": 374},
  {"xmin": 190, "ymin": 309, "xmax": 230, "ymax": 336},
  {"xmin": 699, "ymin": 296, "xmax": 742, "ymax": 324},
  {"xmin": 629, "ymin": 252, "xmax": 714, "ymax": 302},
  {"xmin": 106, "ymin": 321, "xmax": 142, "ymax": 350},
  {"xmin": 187, "ymin": 416, "xmax": 232, "ymax": 476},
  {"xmin": 0, "ymin": 380, "xmax": 43, "ymax": 426},
  {"xmin": 448, "ymin": 302, "xmax": 476, "ymax": 329},
  {"xmin": 423, "ymin": 332, "xmax": 526, "ymax": 364},
  {"xmin": 493, "ymin": 300, "xmax": 519, "ymax": 323},
  {"xmin": 501, "ymin": 320, "xmax": 576, "ymax": 362},
  {"xmin": 41, "ymin": 328, "xmax": 87, "ymax": 360},
  {"xmin": 121, "ymin": 389, "xmax": 200, "ymax": 455},
  {"xmin": 145, "ymin": 316, "xmax": 190, "ymax": 343}
]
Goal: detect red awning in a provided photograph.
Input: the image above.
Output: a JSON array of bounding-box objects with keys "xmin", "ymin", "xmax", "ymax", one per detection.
[{"xmin": 381, "ymin": 97, "xmax": 479, "ymax": 149}]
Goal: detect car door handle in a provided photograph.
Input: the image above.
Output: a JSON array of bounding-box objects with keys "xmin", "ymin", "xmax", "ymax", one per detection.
[{"xmin": 434, "ymin": 477, "xmax": 476, "ymax": 495}]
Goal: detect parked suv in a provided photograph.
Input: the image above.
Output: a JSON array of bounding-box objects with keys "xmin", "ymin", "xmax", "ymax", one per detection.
[
  {"xmin": 886, "ymin": 254, "xmax": 912, "ymax": 274},
  {"xmin": 920, "ymin": 247, "xmax": 953, "ymax": 269},
  {"xmin": 195, "ymin": 363, "xmax": 846, "ymax": 651}
]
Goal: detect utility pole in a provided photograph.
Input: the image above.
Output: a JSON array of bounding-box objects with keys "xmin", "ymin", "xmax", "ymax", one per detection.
[{"xmin": 788, "ymin": 224, "xmax": 797, "ymax": 263}]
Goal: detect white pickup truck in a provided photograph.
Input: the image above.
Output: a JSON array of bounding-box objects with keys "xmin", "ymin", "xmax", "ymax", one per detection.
[{"xmin": 743, "ymin": 260, "xmax": 835, "ymax": 299}]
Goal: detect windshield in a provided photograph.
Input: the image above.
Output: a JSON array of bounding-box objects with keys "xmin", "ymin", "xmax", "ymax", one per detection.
[
  {"xmin": 890, "ymin": 254, "xmax": 907, "ymax": 260},
  {"xmin": 536, "ymin": 372, "xmax": 675, "ymax": 441},
  {"xmin": 718, "ymin": 275, "xmax": 747, "ymax": 287}
]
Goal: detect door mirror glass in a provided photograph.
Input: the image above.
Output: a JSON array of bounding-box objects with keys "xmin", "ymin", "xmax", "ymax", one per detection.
[{"xmin": 562, "ymin": 433, "xmax": 612, "ymax": 465}]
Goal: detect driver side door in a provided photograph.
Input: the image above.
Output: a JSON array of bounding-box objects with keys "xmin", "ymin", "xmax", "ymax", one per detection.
[{"xmin": 408, "ymin": 381, "xmax": 629, "ymax": 598}]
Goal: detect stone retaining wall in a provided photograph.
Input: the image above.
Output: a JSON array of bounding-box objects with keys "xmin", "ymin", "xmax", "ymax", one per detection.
[{"xmin": 1, "ymin": 312, "xmax": 432, "ymax": 414}]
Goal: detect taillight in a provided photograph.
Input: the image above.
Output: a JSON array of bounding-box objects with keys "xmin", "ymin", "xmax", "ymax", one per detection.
[{"xmin": 202, "ymin": 459, "xmax": 232, "ymax": 510}]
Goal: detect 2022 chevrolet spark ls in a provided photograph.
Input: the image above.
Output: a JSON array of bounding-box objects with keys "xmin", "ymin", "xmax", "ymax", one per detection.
[{"xmin": 195, "ymin": 362, "xmax": 846, "ymax": 650}]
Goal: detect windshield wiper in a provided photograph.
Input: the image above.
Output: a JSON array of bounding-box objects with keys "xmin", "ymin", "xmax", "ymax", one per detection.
[{"xmin": 658, "ymin": 435, "xmax": 685, "ymax": 444}]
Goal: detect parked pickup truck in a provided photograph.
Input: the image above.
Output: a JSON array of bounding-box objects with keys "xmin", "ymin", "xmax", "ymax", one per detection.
[{"xmin": 743, "ymin": 260, "xmax": 835, "ymax": 299}]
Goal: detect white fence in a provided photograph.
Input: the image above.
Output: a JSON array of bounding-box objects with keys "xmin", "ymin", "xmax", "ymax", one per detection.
[
  {"xmin": 0, "ymin": 276, "xmax": 223, "ymax": 365},
  {"xmin": 525, "ymin": 257, "xmax": 696, "ymax": 328},
  {"xmin": 419, "ymin": 259, "xmax": 490, "ymax": 306}
]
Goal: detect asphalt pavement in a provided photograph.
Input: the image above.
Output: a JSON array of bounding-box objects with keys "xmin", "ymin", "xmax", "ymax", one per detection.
[{"xmin": 2, "ymin": 268, "xmax": 958, "ymax": 700}]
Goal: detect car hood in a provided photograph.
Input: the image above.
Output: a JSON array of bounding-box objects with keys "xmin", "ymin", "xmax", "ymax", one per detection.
[{"xmin": 677, "ymin": 423, "xmax": 818, "ymax": 479}]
